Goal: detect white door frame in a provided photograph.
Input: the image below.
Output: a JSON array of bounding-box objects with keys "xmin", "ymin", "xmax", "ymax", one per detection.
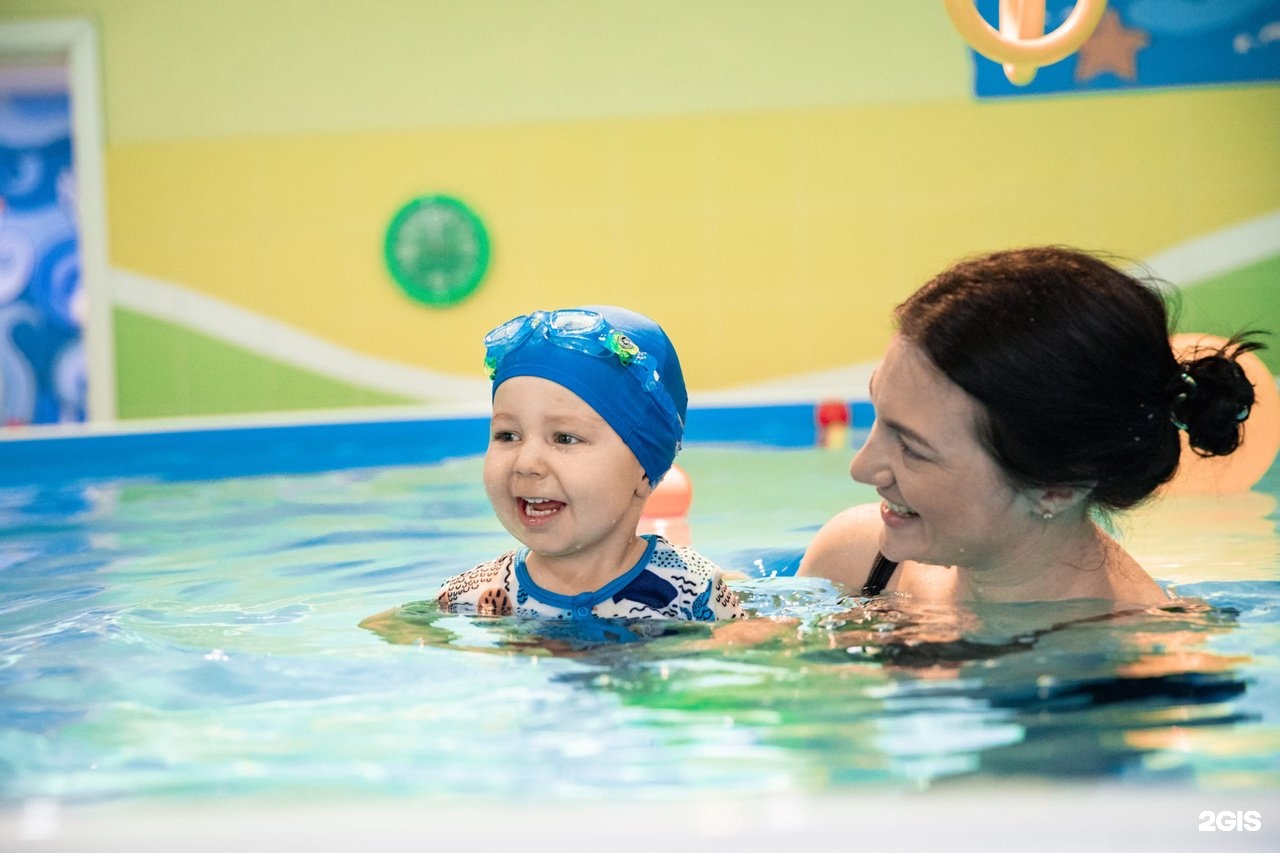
[{"xmin": 0, "ymin": 18, "xmax": 113, "ymax": 422}]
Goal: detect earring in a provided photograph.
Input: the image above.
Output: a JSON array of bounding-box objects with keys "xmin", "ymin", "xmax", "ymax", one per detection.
[{"xmin": 1040, "ymin": 510, "xmax": 1054, "ymax": 521}]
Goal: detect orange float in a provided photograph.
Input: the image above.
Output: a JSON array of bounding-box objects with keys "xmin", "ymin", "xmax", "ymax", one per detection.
[
  {"xmin": 1163, "ymin": 333, "xmax": 1280, "ymax": 495},
  {"xmin": 638, "ymin": 463, "xmax": 693, "ymax": 545}
]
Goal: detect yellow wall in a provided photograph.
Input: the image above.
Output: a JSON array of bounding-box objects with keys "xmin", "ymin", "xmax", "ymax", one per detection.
[
  {"xmin": 4, "ymin": 1, "xmax": 1278, "ymax": 399},
  {"xmin": 23, "ymin": 1, "xmax": 972, "ymax": 141}
]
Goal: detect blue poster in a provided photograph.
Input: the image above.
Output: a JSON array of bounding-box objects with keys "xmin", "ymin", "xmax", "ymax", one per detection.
[
  {"xmin": 0, "ymin": 88, "xmax": 86, "ymax": 426},
  {"xmin": 972, "ymin": 0, "xmax": 1280, "ymax": 97}
]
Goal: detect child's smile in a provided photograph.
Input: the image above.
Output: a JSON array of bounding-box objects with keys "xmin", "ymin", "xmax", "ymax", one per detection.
[
  {"xmin": 484, "ymin": 376, "xmax": 652, "ymax": 585},
  {"xmin": 519, "ymin": 497, "xmax": 565, "ymax": 523},
  {"xmin": 429, "ymin": 305, "xmax": 743, "ymax": 621}
]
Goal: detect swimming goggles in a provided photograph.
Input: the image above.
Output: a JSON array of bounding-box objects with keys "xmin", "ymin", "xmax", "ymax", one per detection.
[{"xmin": 483, "ymin": 309, "xmax": 683, "ymax": 428}]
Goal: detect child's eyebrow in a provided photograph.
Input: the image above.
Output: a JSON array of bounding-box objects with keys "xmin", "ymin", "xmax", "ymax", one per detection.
[
  {"xmin": 489, "ymin": 410, "xmax": 601, "ymax": 431},
  {"xmin": 542, "ymin": 413, "xmax": 601, "ymax": 431}
]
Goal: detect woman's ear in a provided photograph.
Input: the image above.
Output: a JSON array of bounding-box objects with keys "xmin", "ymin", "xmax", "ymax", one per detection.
[{"xmin": 1031, "ymin": 483, "xmax": 1096, "ymax": 520}]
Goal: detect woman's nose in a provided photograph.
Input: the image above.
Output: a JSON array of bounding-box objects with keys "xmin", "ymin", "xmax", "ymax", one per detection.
[{"xmin": 849, "ymin": 428, "xmax": 891, "ymax": 487}]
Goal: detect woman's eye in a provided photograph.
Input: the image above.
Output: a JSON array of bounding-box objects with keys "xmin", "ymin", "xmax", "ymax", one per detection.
[{"xmin": 897, "ymin": 436, "xmax": 925, "ymax": 460}]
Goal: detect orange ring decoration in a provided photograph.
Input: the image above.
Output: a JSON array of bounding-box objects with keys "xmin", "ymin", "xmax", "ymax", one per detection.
[{"xmin": 942, "ymin": 0, "xmax": 1109, "ymax": 85}]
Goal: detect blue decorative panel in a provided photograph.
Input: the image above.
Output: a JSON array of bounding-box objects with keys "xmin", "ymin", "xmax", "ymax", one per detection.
[
  {"xmin": 972, "ymin": 0, "xmax": 1280, "ymax": 98},
  {"xmin": 0, "ymin": 87, "xmax": 85, "ymax": 425}
]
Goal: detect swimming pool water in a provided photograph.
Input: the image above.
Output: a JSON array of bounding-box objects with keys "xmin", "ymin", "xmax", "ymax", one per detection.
[{"xmin": 1, "ymin": 441, "xmax": 1278, "ymax": 841}]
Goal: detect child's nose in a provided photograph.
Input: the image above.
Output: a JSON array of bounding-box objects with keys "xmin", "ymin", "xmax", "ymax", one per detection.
[{"xmin": 513, "ymin": 440, "xmax": 547, "ymax": 476}]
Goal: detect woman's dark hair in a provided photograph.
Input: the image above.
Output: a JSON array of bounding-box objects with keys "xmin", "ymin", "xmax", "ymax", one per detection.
[{"xmin": 895, "ymin": 246, "xmax": 1264, "ymax": 511}]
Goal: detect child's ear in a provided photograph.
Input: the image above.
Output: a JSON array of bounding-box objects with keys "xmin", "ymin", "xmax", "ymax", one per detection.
[{"xmin": 635, "ymin": 475, "xmax": 654, "ymax": 500}]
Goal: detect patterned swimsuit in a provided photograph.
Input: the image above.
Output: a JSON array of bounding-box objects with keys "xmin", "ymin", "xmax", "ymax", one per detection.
[{"xmin": 436, "ymin": 534, "xmax": 743, "ymax": 621}]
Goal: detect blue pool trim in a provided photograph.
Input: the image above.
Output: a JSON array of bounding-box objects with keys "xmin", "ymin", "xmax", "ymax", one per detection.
[{"xmin": 0, "ymin": 402, "xmax": 876, "ymax": 485}]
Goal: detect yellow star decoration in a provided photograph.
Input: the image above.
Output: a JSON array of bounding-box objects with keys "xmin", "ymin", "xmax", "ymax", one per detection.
[{"xmin": 1074, "ymin": 9, "xmax": 1151, "ymax": 83}]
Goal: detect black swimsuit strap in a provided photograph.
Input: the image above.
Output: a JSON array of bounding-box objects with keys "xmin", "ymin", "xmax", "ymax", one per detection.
[{"xmin": 861, "ymin": 552, "xmax": 899, "ymax": 597}]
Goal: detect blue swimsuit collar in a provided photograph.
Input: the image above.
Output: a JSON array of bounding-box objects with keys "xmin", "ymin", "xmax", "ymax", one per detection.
[{"xmin": 514, "ymin": 534, "xmax": 659, "ymax": 613}]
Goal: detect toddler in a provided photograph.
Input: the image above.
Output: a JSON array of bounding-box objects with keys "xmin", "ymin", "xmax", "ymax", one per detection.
[{"xmin": 437, "ymin": 305, "xmax": 743, "ymax": 621}]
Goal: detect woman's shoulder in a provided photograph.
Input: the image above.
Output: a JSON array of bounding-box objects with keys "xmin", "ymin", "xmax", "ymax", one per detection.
[
  {"xmin": 797, "ymin": 503, "xmax": 885, "ymax": 591},
  {"xmin": 1108, "ymin": 548, "xmax": 1174, "ymax": 608}
]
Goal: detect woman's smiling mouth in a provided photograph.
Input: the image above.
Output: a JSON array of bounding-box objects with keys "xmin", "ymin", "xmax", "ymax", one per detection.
[{"xmin": 882, "ymin": 498, "xmax": 918, "ymax": 518}]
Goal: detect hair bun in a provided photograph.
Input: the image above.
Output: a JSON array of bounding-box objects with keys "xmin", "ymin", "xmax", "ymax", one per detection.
[{"xmin": 1172, "ymin": 333, "xmax": 1266, "ymax": 457}]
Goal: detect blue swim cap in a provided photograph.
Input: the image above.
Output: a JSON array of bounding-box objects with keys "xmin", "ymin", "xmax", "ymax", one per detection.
[{"xmin": 487, "ymin": 305, "xmax": 688, "ymax": 484}]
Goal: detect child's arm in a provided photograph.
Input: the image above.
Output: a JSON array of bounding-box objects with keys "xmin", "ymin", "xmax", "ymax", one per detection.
[
  {"xmin": 437, "ymin": 552, "xmax": 519, "ymax": 616},
  {"xmin": 709, "ymin": 569, "xmax": 746, "ymax": 619}
]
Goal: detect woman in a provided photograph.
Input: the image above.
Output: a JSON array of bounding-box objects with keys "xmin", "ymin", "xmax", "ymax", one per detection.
[{"xmin": 800, "ymin": 246, "xmax": 1262, "ymax": 608}]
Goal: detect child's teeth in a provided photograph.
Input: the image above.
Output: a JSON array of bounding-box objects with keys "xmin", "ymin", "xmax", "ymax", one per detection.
[{"xmin": 524, "ymin": 498, "xmax": 557, "ymax": 517}]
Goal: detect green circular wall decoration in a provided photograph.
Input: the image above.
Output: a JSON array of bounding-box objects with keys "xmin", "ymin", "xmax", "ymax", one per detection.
[{"xmin": 383, "ymin": 195, "xmax": 490, "ymax": 307}]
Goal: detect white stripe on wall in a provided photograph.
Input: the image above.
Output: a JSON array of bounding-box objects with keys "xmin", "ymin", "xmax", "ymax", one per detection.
[
  {"xmin": 1141, "ymin": 210, "xmax": 1280, "ymax": 288},
  {"xmin": 110, "ymin": 268, "xmax": 492, "ymax": 405},
  {"xmin": 108, "ymin": 209, "xmax": 1279, "ymax": 408}
]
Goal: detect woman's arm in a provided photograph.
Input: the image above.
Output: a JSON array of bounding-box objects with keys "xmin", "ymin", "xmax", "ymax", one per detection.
[{"xmin": 797, "ymin": 503, "xmax": 885, "ymax": 592}]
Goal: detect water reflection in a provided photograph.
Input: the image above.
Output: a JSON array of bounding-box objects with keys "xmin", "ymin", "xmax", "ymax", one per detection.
[
  {"xmin": 360, "ymin": 586, "xmax": 1264, "ymax": 787},
  {"xmin": 1124, "ymin": 490, "xmax": 1280, "ymax": 585},
  {"xmin": 5, "ymin": 451, "xmax": 1277, "ymax": 801}
]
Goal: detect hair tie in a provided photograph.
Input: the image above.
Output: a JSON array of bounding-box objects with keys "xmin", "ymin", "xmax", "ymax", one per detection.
[{"xmin": 1171, "ymin": 372, "xmax": 1197, "ymax": 432}]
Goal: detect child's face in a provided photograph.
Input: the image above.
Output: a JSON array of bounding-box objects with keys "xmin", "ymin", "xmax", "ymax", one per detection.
[{"xmin": 484, "ymin": 376, "xmax": 651, "ymax": 565}]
